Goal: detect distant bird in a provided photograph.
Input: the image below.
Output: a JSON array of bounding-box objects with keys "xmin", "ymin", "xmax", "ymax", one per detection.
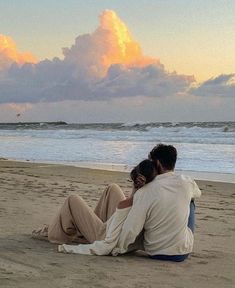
[{"xmin": 16, "ymin": 113, "xmax": 21, "ymax": 117}]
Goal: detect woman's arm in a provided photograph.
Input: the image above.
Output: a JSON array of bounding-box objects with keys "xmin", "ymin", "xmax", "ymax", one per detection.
[{"xmin": 117, "ymin": 197, "xmax": 133, "ymax": 209}]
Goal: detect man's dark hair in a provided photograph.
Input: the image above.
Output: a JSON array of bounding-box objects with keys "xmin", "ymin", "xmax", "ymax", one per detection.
[
  {"xmin": 149, "ymin": 144, "xmax": 177, "ymax": 170},
  {"xmin": 130, "ymin": 159, "xmax": 156, "ymax": 187}
]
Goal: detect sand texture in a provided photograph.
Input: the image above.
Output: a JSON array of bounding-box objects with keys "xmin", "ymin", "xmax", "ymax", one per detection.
[{"xmin": 0, "ymin": 160, "xmax": 234, "ymax": 288}]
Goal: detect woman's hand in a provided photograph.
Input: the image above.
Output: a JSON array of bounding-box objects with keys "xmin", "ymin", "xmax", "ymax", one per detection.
[
  {"xmin": 135, "ymin": 174, "xmax": 146, "ymax": 189},
  {"xmin": 131, "ymin": 174, "xmax": 146, "ymax": 196}
]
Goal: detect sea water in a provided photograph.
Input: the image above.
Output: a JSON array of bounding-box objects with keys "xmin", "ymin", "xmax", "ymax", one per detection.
[{"xmin": 0, "ymin": 122, "xmax": 234, "ymax": 176}]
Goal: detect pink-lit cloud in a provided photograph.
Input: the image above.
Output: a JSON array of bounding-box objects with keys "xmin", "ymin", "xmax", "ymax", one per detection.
[
  {"xmin": 63, "ymin": 10, "xmax": 160, "ymax": 79},
  {"xmin": 0, "ymin": 34, "xmax": 37, "ymax": 71}
]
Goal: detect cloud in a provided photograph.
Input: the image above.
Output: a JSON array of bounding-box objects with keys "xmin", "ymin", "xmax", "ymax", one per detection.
[
  {"xmin": 0, "ymin": 34, "xmax": 37, "ymax": 71},
  {"xmin": 93, "ymin": 64, "xmax": 194, "ymax": 99},
  {"xmin": 0, "ymin": 10, "xmax": 194, "ymax": 104},
  {"xmin": 1, "ymin": 95, "xmax": 234, "ymax": 123},
  {"xmin": 63, "ymin": 10, "xmax": 159, "ymax": 79},
  {"xmin": 191, "ymin": 74, "xmax": 235, "ymax": 97}
]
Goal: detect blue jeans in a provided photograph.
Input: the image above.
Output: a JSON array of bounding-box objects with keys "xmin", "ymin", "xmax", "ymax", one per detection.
[{"xmin": 150, "ymin": 200, "xmax": 195, "ymax": 262}]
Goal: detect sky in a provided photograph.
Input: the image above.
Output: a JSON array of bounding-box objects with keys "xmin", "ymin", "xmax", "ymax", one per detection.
[{"xmin": 0, "ymin": 0, "xmax": 234, "ymax": 123}]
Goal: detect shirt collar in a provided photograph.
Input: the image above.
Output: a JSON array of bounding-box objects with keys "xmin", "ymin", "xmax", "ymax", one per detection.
[{"xmin": 156, "ymin": 171, "xmax": 175, "ymax": 180}]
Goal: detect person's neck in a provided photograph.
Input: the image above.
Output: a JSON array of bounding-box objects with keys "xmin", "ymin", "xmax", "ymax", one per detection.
[{"xmin": 159, "ymin": 169, "xmax": 174, "ymax": 175}]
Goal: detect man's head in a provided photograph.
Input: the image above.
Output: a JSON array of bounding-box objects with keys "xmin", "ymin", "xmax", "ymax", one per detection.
[{"xmin": 149, "ymin": 144, "xmax": 177, "ymax": 173}]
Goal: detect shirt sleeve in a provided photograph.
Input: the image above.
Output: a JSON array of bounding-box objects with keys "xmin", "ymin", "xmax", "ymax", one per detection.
[
  {"xmin": 113, "ymin": 189, "xmax": 148, "ymax": 255},
  {"xmin": 191, "ymin": 180, "xmax": 202, "ymax": 198}
]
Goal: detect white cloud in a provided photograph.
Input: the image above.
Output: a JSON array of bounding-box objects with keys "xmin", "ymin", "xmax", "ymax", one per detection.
[
  {"xmin": 191, "ymin": 74, "xmax": 235, "ymax": 97},
  {"xmin": 0, "ymin": 10, "xmax": 194, "ymax": 104}
]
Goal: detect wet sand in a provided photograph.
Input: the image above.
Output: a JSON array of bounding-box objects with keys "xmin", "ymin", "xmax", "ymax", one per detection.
[{"xmin": 0, "ymin": 160, "xmax": 234, "ymax": 288}]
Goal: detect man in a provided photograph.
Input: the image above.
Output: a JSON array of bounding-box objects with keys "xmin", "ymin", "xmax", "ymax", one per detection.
[{"xmin": 113, "ymin": 144, "xmax": 201, "ymax": 262}]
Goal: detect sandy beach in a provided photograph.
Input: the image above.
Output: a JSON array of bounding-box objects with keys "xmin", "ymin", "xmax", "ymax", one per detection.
[{"xmin": 0, "ymin": 160, "xmax": 234, "ymax": 288}]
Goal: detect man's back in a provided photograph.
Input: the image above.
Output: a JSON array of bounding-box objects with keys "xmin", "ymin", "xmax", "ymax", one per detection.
[
  {"xmin": 115, "ymin": 172, "xmax": 201, "ymax": 256},
  {"xmin": 142, "ymin": 172, "xmax": 201, "ymax": 255}
]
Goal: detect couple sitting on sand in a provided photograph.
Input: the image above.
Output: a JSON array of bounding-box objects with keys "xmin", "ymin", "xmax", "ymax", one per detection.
[{"xmin": 32, "ymin": 144, "xmax": 201, "ymax": 262}]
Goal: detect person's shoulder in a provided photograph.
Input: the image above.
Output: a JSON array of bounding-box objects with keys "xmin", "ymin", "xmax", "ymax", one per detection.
[
  {"xmin": 134, "ymin": 177, "xmax": 158, "ymax": 198},
  {"xmin": 178, "ymin": 174, "xmax": 200, "ymax": 190},
  {"xmin": 179, "ymin": 174, "xmax": 201, "ymax": 197},
  {"xmin": 179, "ymin": 174, "xmax": 194, "ymax": 181}
]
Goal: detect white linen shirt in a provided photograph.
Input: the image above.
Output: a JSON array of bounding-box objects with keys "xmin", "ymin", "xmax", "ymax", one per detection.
[{"xmin": 112, "ymin": 172, "xmax": 201, "ymax": 256}]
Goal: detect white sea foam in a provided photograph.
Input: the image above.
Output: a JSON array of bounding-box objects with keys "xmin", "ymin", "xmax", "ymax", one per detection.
[{"xmin": 0, "ymin": 122, "xmax": 234, "ymax": 174}]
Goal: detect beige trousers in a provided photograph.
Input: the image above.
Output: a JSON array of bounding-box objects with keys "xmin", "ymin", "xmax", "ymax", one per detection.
[{"xmin": 48, "ymin": 184, "xmax": 126, "ymax": 244}]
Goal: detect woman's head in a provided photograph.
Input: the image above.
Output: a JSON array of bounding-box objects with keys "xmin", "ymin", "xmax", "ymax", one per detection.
[{"xmin": 130, "ymin": 159, "xmax": 157, "ymax": 188}]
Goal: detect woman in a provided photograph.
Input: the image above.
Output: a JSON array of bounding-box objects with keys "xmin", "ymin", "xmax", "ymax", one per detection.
[
  {"xmin": 32, "ymin": 160, "xmax": 157, "ymax": 255},
  {"xmin": 57, "ymin": 159, "xmax": 157, "ymax": 255}
]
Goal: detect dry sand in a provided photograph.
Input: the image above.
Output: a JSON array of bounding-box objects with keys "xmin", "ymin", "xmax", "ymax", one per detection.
[{"xmin": 0, "ymin": 160, "xmax": 234, "ymax": 288}]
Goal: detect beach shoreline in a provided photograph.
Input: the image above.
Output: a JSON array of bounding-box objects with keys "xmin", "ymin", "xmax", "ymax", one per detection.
[
  {"xmin": 0, "ymin": 159, "xmax": 234, "ymax": 288},
  {"xmin": 2, "ymin": 158, "xmax": 235, "ymax": 184}
]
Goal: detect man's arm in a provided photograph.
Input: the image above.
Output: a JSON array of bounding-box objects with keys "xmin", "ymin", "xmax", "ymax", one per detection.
[{"xmin": 191, "ymin": 180, "xmax": 201, "ymax": 198}]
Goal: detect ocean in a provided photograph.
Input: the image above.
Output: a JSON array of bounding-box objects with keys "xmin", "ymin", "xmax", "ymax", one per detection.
[{"xmin": 0, "ymin": 121, "xmax": 234, "ymax": 176}]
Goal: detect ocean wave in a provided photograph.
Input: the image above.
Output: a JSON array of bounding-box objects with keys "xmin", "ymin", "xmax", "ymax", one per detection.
[
  {"xmin": 0, "ymin": 121, "xmax": 235, "ymax": 132},
  {"xmin": 0, "ymin": 122, "xmax": 234, "ymax": 147}
]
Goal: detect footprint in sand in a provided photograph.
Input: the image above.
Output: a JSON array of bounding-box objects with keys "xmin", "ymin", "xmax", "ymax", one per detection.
[{"xmin": 48, "ymin": 262, "xmax": 61, "ymax": 267}]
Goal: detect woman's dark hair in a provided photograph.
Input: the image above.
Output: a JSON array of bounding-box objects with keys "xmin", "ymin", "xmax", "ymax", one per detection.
[
  {"xmin": 149, "ymin": 144, "xmax": 177, "ymax": 170},
  {"xmin": 130, "ymin": 159, "xmax": 156, "ymax": 187}
]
